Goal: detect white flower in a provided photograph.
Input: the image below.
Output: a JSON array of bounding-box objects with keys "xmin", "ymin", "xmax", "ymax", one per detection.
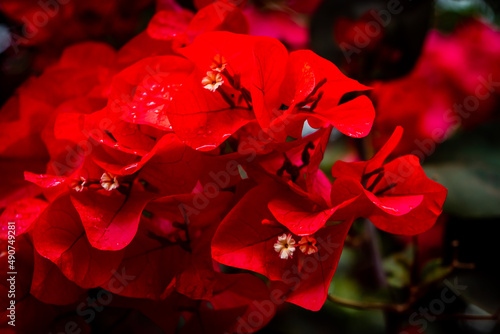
[
  {"xmin": 202, "ymin": 71, "xmax": 224, "ymax": 92},
  {"xmin": 100, "ymin": 172, "xmax": 119, "ymax": 191},
  {"xmin": 274, "ymin": 233, "xmax": 296, "ymax": 259},
  {"xmin": 71, "ymin": 176, "xmax": 86, "ymax": 192}
]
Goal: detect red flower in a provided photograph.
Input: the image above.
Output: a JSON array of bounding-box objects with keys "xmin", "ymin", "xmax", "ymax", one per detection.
[
  {"xmin": 254, "ymin": 127, "xmax": 356, "ymax": 236},
  {"xmin": 31, "ymin": 250, "xmax": 86, "ymax": 305},
  {"xmin": 253, "ymin": 48, "xmax": 375, "ymax": 140},
  {"xmin": 212, "ymin": 183, "xmax": 351, "ymax": 311},
  {"xmin": 32, "ymin": 195, "xmax": 125, "ymax": 288},
  {"xmin": 1, "ymin": 0, "xmax": 151, "ymax": 71},
  {"xmin": 371, "ymin": 19, "xmax": 500, "ymax": 157},
  {"xmin": 104, "ymin": 192, "xmax": 233, "ymax": 300},
  {"xmin": 243, "ymin": 5, "xmax": 309, "ymax": 50},
  {"xmin": 109, "ymin": 272, "xmax": 273, "ymax": 334},
  {"xmin": 0, "ymin": 198, "xmax": 47, "ymax": 239},
  {"xmin": 166, "ymin": 31, "xmax": 264, "ymax": 150},
  {"xmin": 0, "ymin": 4, "xmax": 450, "ymax": 330},
  {"xmin": 331, "ymin": 126, "xmax": 447, "ymax": 235}
]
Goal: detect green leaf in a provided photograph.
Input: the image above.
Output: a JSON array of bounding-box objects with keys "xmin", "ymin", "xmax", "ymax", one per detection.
[
  {"xmin": 425, "ymin": 163, "xmax": 500, "ymax": 217},
  {"xmin": 382, "ymin": 247, "xmax": 412, "ymax": 288},
  {"xmin": 419, "ymin": 258, "xmax": 452, "ymax": 285},
  {"xmin": 424, "ymin": 123, "xmax": 500, "ymax": 218}
]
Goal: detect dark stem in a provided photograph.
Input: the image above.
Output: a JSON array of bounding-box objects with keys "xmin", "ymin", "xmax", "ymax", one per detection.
[{"xmin": 365, "ymin": 219, "xmax": 388, "ymax": 288}]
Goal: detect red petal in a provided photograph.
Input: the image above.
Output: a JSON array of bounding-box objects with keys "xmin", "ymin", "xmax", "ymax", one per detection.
[
  {"xmin": 367, "ymin": 126, "xmax": 404, "ymax": 171},
  {"xmin": 368, "ymin": 155, "xmax": 447, "ymax": 235},
  {"xmin": 212, "ymin": 184, "xmax": 298, "ymax": 281},
  {"xmin": 31, "ymin": 251, "xmax": 86, "ymax": 305},
  {"xmin": 280, "ymin": 50, "xmax": 369, "ymax": 109},
  {"xmin": 187, "ymin": 1, "xmax": 249, "ymax": 40},
  {"xmin": 311, "ymin": 95, "xmax": 375, "ymax": 138},
  {"xmin": 268, "ymin": 195, "xmax": 336, "ymax": 236},
  {"xmin": 212, "ymin": 183, "xmax": 351, "ymax": 311},
  {"xmin": 166, "ymin": 71, "xmax": 254, "ymax": 151},
  {"xmin": 71, "ymin": 189, "xmax": 157, "ymax": 251},
  {"xmin": 194, "ymin": 0, "xmax": 247, "ymax": 10},
  {"xmin": 24, "ymin": 171, "xmax": 67, "ymax": 188},
  {"xmin": 251, "ymin": 38, "xmax": 288, "ymax": 131},
  {"xmin": 285, "ymin": 221, "xmax": 352, "ymax": 310},
  {"xmin": 280, "ymin": 51, "xmax": 317, "ymax": 108},
  {"xmin": 138, "ymin": 135, "xmax": 204, "ymax": 196},
  {"xmin": 363, "ymin": 189, "xmax": 424, "ymax": 216},
  {"xmin": 269, "ymin": 191, "xmax": 358, "ymax": 236},
  {"xmin": 117, "ymin": 31, "xmax": 177, "ymax": 69},
  {"xmin": 330, "ymin": 177, "xmax": 371, "ymax": 221},
  {"xmin": 0, "ymin": 198, "xmax": 48, "ymax": 239},
  {"xmin": 32, "ymin": 196, "xmax": 124, "ymax": 288},
  {"xmin": 178, "ymin": 31, "xmax": 260, "ymax": 85},
  {"xmin": 103, "ymin": 227, "xmax": 184, "ymax": 300},
  {"xmin": 109, "ymin": 55, "xmax": 194, "ymax": 131},
  {"xmin": 58, "ymin": 42, "xmax": 116, "ymax": 69},
  {"xmin": 147, "ymin": 10, "xmax": 193, "ymax": 41},
  {"xmin": 209, "ymin": 273, "xmax": 273, "ymax": 333},
  {"xmin": 0, "ymin": 161, "xmax": 44, "ymax": 209}
]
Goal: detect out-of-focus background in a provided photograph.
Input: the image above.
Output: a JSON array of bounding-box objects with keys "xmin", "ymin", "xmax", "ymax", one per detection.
[{"xmin": 1, "ymin": 0, "xmax": 500, "ymax": 333}]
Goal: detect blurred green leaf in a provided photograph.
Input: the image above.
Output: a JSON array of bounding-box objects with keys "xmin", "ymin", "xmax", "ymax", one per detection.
[
  {"xmin": 424, "ymin": 123, "xmax": 500, "ymax": 218},
  {"xmin": 329, "ymin": 249, "xmax": 363, "ymax": 300},
  {"xmin": 425, "ymin": 163, "xmax": 500, "ymax": 217},
  {"xmin": 382, "ymin": 247, "xmax": 412, "ymax": 288},
  {"xmin": 419, "ymin": 258, "xmax": 452, "ymax": 285}
]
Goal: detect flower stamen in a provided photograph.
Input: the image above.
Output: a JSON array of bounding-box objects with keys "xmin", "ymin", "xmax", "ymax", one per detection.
[
  {"xmin": 100, "ymin": 172, "xmax": 119, "ymax": 191},
  {"xmin": 210, "ymin": 54, "xmax": 228, "ymax": 73},
  {"xmin": 298, "ymin": 236, "xmax": 318, "ymax": 255},
  {"xmin": 71, "ymin": 176, "xmax": 86, "ymax": 192},
  {"xmin": 202, "ymin": 71, "xmax": 224, "ymax": 92},
  {"xmin": 274, "ymin": 233, "xmax": 296, "ymax": 259}
]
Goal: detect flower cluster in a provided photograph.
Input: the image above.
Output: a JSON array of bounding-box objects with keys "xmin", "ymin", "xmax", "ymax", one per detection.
[
  {"xmin": 0, "ymin": 1, "xmax": 446, "ymax": 332},
  {"xmin": 371, "ymin": 19, "xmax": 500, "ymax": 157},
  {"xmin": 1, "ymin": 0, "xmax": 153, "ymax": 71}
]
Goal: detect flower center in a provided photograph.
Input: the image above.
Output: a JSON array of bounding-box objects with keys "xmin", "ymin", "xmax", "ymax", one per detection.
[
  {"xmin": 276, "ymin": 142, "xmax": 315, "ymax": 183},
  {"xmin": 361, "ymin": 167, "xmax": 397, "ymax": 195},
  {"xmin": 210, "ymin": 54, "xmax": 228, "ymax": 73},
  {"xmin": 100, "ymin": 172, "xmax": 119, "ymax": 191},
  {"xmin": 71, "ymin": 176, "xmax": 87, "ymax": 192},
  {"xmin": 274, "ymin": 233, "xmax": 296, "ymax": 259},
  {"xmin": 202, "ymin": 71, "xmax": 224, "ymax": 92},
  {"xmin": 298, "ymin": 236, "xmax": 318, "ymax": 255}
]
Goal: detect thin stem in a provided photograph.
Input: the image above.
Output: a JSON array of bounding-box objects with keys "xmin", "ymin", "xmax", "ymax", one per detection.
[
  {"xmin": 328, "ymin": 295, "xmax": 500, "ymax": 322},
  {"xmin": 327, "ymin": 294, "xmax": 408, "ymax": 312},
  {"xmin": 217, "ymin": 88, "xmax": 236, "ymax": 108},
  {"xmin": 410, "ymin": 235, "xmax": 419, "ymax": 288},
  {"xmin": 240, "ymin": 87, "xmax": 253, "ymax": 109},
  {"xmin": 433, "ymin": 312, "xmax": 500, "ymax": 321},
  {"xmin": 365, "ymin": 219, "xmax": 388, "ymax": 288}
]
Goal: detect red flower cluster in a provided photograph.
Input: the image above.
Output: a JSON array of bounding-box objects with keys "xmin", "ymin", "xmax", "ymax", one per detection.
[
  {"xmin": 1, "ymin": 0, "xmax": 153, "ymax": 70},
  {"xmin": 0, "ymin": 1, "xmax": 446, "ymax": 332},
  {"xmin": 371, "ymin": 19, "xmax": 500, "ymax": 157}
]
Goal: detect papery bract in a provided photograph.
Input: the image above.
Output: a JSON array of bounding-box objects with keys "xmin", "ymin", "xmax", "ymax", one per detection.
[
  {"xmin": 32, "ymin": 196, "xmax": 124, "ymax": 288},
  {"xmin": 0, "ymin": 198, "xmax": 47, "ymax": 239},
  {"xmin": 30, "ymin": 251, "xmax": 86, "ymax": 305},
  {"xmin": 331, "ymin": 126, "xmax": 447, "ymax": 235},
  {"xmin": 212, "ymin": 183, "xmax": 351, "ymax": 311},
  {"xmin": 70, "ymin": 187, "xmax": 158, "ymax": 251}
]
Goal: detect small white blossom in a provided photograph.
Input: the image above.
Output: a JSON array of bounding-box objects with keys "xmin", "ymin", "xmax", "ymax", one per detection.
[
  {"xmin": 202, "ymin": 71, "xmax": 224, "ymax": 92},
  {"xmin": 71, "ymin": 176, "xmax": 86, "ymax": 192},
  {"xmin": 100, "ymin": 172, "xmax": 119, "ymax": 191},
  {"xmin": 274, "ymin": 233, "xmax": 296, "ymax": 259}
]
